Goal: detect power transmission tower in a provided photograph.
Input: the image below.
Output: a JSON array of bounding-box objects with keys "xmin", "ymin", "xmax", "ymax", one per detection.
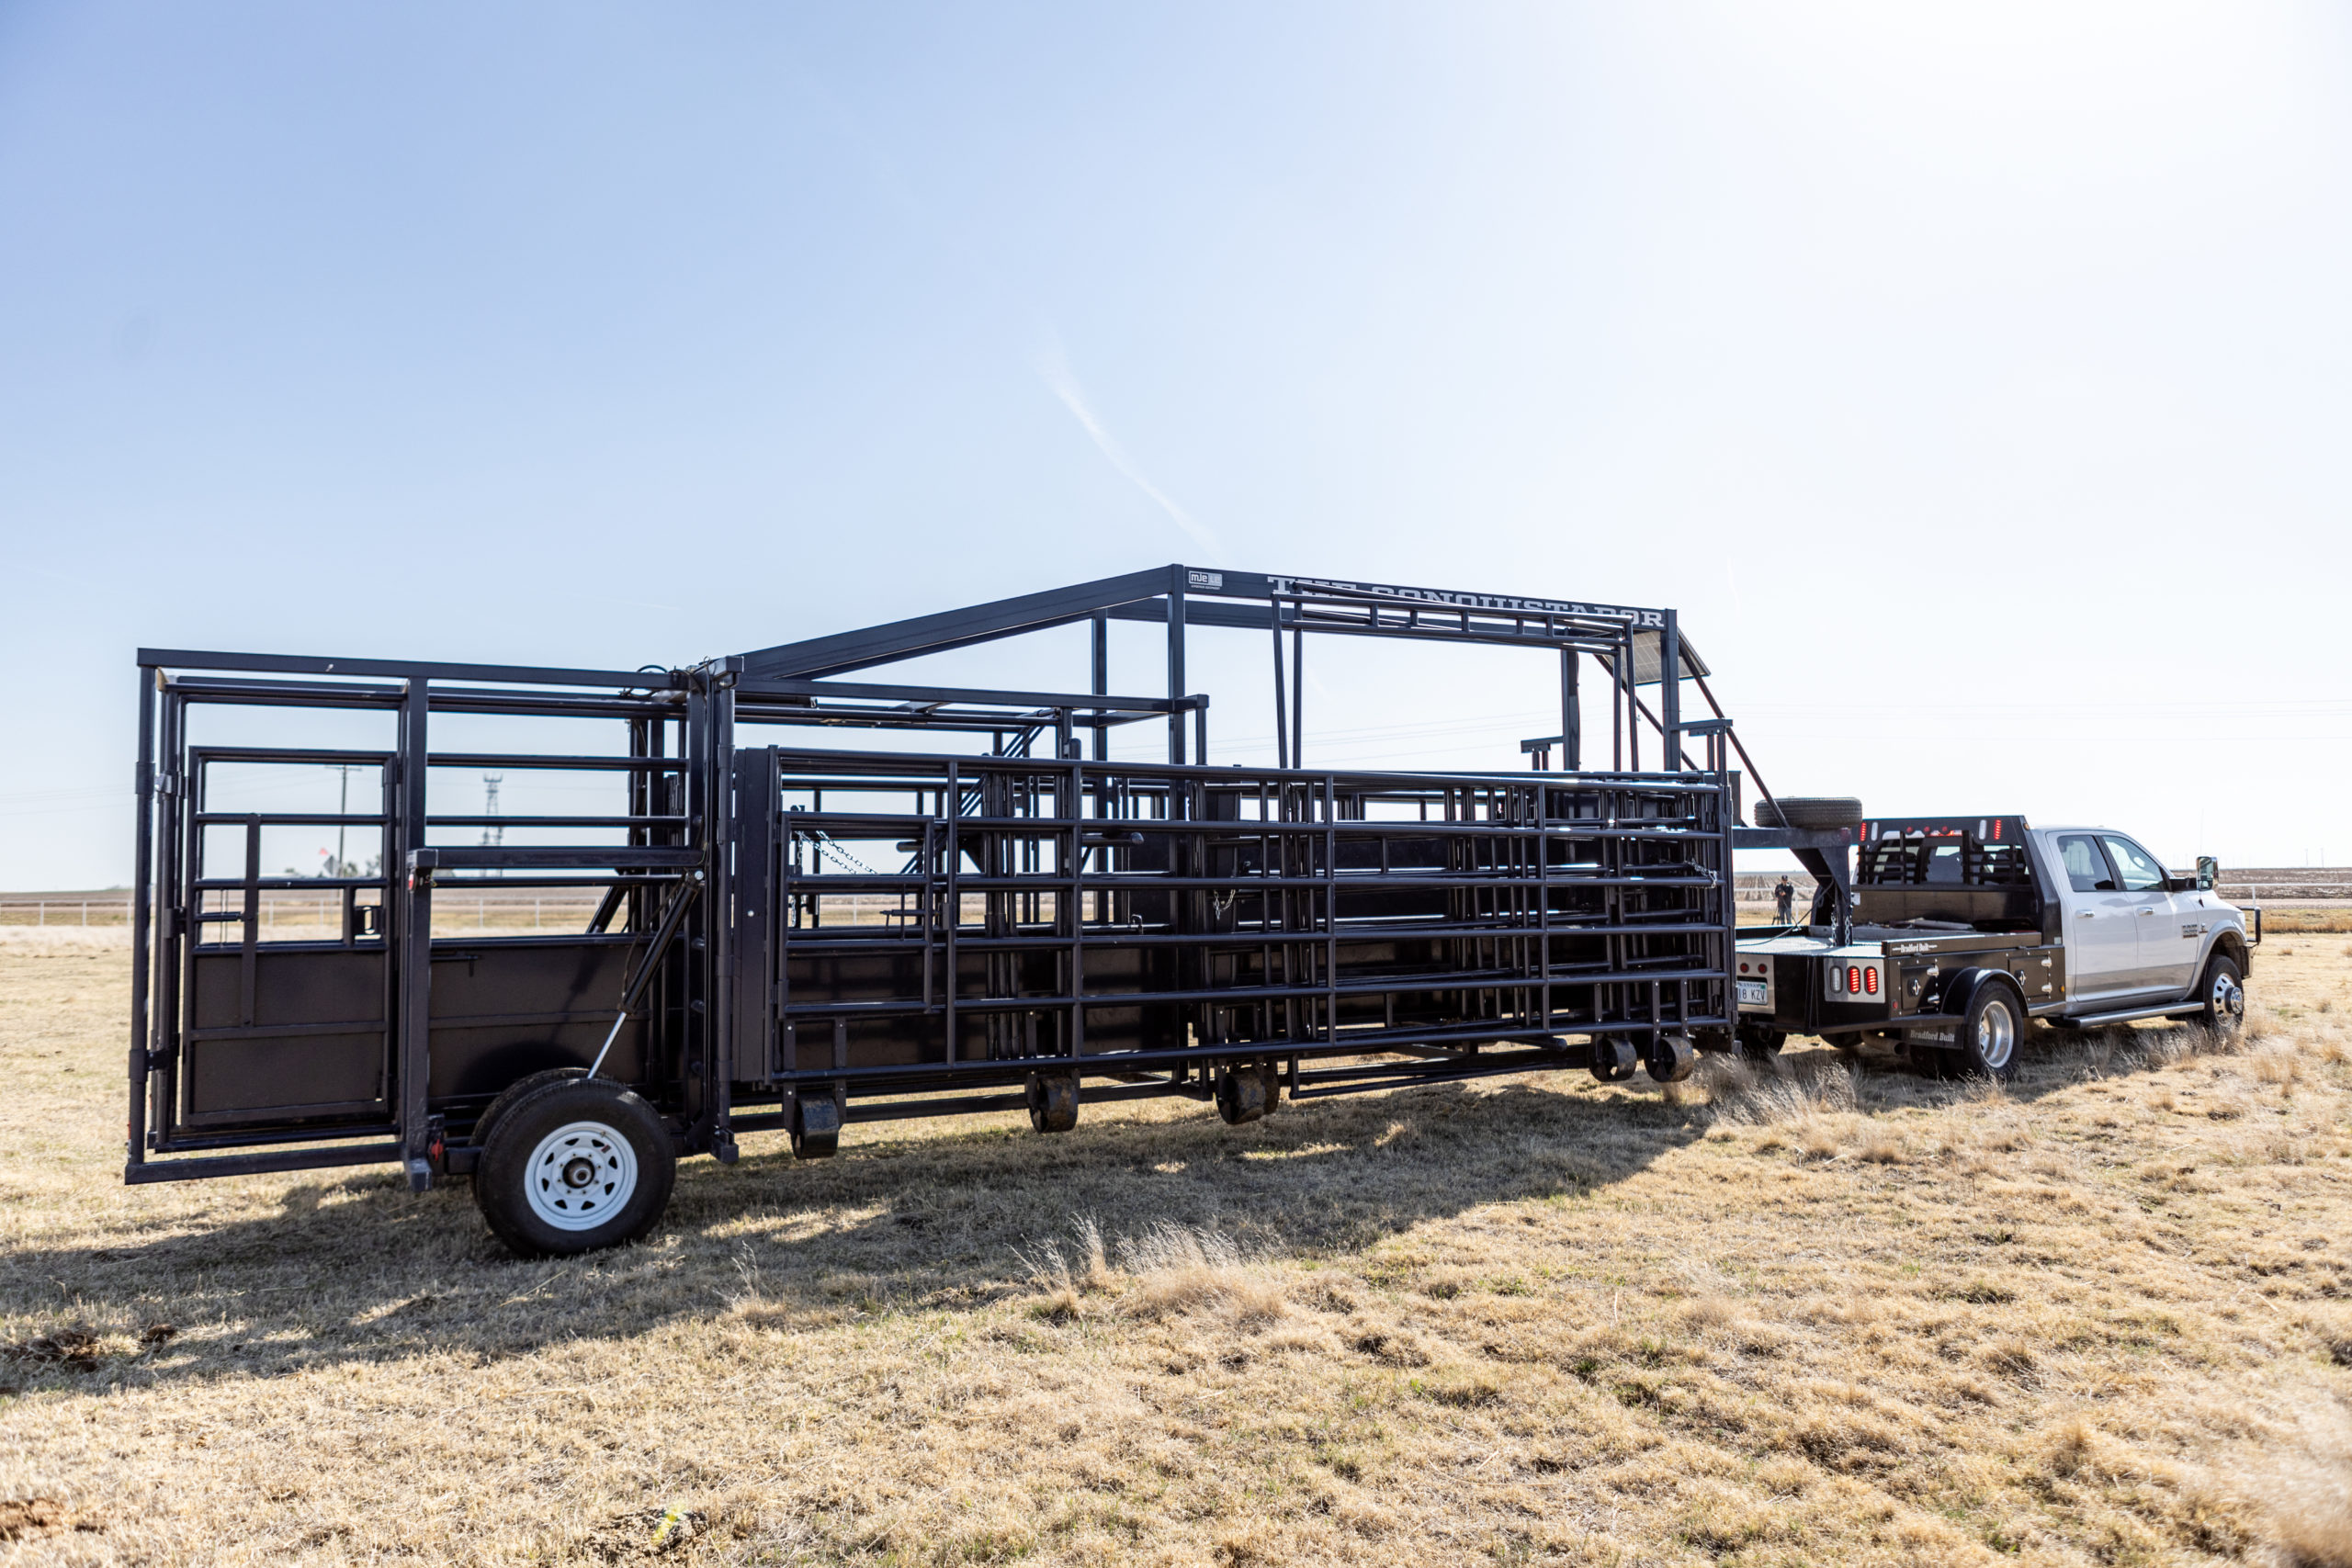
[{"xmin": 481, "ymin": 773, "xmax": 503, "ymax": 877}]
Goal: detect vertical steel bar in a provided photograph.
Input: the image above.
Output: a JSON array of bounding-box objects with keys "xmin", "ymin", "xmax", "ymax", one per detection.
[
  {"xmin": 126, "ymin": 667, "xmax": 155, "ymax": 1172},
  {"xmin": 1167, "ymin": 576, "xmax": 1187, "ymax": 765},
  {"xmin": 1068, "ymin": 757, "xmax": 1085, "ymax": 1063},
  {"xmin": 1661, "ymin": 609, "xmax": 1681, "ymax": 773},
  {"xmin": 161, "ymin": 694, "xmax": 188, "ymax": 1143},
  {"xmin": 398, "ymin": 849, "xmax": 435, "ymax": 1187},
  {"xmin": 1322, "ymin": 772, "xmax": 1338, "ymax": 1043},
  {"xmin": 1538, "ymin": 776, "xmax": 1553, "ymax": 1034},
  {"xmin": 1091, "ymin": 613, "xmax": 1109, "ymax": 762},
  {"xmin": 1290, "ymin": 626, "xmax": 1304, "ymax": 768},
  {"xmin": 396, "ymin": 675, "xmax": 432, "ymax": 1178},
  {"xmin": 1622, "ymin": 626, "xmax": 1637, "ymax": 772},
  {"xmin": 709, "ymin": 669, "xmax": 738, "ymax": 1146},
  {"xmin": 1561, "ymin": 648, "xmax": 1580, "ymax": 772},
  {"xmin": 1271, "ymin": 597, "xmax": 1289, "ymax": 771},
  {"xmin": 944, "ymin": 760, "xmax": 960, "ymax": 1063}
]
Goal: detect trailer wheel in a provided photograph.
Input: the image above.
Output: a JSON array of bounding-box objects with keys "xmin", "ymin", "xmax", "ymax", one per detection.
[
  {"xmin": 1026, "ymin": 1072, "xmax": 1079, "ymax": 1134},
  {"xmin": 468, "ymin": 1066, "xmax": 588, "ymax": 1155},
  {"xmin": 1645, "ymin": 1032, "xmax": 1696, "ymax": 1083},
  {"xmin": 475, "ymin": 1078, "xmax": 675, "ymax": 1258},
  {"xmin": 1736, "ymin": 1024, "xmax": 1785, "ymax": 1061},
  {"xmin": 1751, "ymin": 796, "xmax": 1864, "ymax": 830},
  {"xmin": 2196, "ymin": 953, "xmax": 2245, "ymax": 1038},
  {"xmin": 1590, "ymin": 1036, "xmax": 1639, "ymax": 1083},
  {"xmin": 1215, "ymin": 1063, "xmax": 1268, "ymax": 1125},
  {"xmin": 789, "ymin": 1091, "xmax": 842, "ymax": 1160},
  {"xmin": 1953, "ymin": 980, "xmax": 2024, "ymax": 1082}
]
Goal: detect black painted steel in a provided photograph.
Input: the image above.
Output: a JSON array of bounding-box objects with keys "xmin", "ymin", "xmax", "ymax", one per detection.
[{"xmin": 124, "ymin": 565, "xmax": 1732, "ymax": 1196}]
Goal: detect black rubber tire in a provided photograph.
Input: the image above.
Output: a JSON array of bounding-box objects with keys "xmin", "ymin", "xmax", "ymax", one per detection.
[
  {"xmin": 788, "ymin": 1091, "xmax": 841, "ymax": 1160},
  {"xmin": 1736, "ymin": 1024, "xmax": 1786, "ymax": 1061},
  {"xmin": 1026, "ymin": 1072, "xmax": 1079, "ymax": 1133},
  {"xmin": 469, "ymin": 1066, "xmax": 588, "ymax": 1154},
  {"xmin": 1590, "ymin": 1036, "xmax": 1639, "ymax": 1083},
  {"xmin": 1753, "ymin": 796, "xmax": 1865, "ymax": 831},
  {"xmin": 475, "ymin": 1077, "xmax": 676, "ymax": 1258},
  {"xmin": 1215, "ymin": 1063, "xmax": 1268, "ymax": 1125},
  {"xmin": 2196, "ymin": 952, "xmax": 2245, "ymax": 1038},
  {"xmin": 1952, "ymin": 979, "xmax": 2025, "ymax": 1082},
  {"xmin": 1645, "ymin": 1032, "xmax": 1697, "ymax": 1083}
]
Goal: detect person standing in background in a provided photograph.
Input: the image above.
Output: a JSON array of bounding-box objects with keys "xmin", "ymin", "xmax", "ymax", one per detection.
[{"xmin": 1774, "ymin": 874, "xmax": 1795, "ymax": 924}]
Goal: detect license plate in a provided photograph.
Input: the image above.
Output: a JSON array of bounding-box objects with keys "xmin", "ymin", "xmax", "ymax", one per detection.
[{"xmin": 1736, "ymin": 980, "xmax": 1769, "ymax": 1007}]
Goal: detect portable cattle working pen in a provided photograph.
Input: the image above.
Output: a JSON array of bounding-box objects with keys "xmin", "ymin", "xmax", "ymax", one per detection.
[{"xmin": 125, "ymin": 566, "xmax": 1811, "ymax": 1254}]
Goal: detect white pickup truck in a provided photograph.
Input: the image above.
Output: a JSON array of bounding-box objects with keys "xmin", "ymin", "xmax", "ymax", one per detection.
[{"xmin": 1731, "ymin": 813, "xmax": 2259, "ymax": 1079}]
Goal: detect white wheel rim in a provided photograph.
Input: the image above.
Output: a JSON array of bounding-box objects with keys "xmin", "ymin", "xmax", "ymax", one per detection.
[
  {"xmin": 523, "ymin": 1120, "xmax": 639, "ymax": 1232},
  {"xmin": 1974, "ymin": 999, "xmax": 2016, "ymax": 1070}
]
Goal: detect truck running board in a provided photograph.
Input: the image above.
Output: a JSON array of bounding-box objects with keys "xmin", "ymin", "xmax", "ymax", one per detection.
[{"xmin": 2053, "ymin": 1001, "xmax": 2202, "ymax": 1029}]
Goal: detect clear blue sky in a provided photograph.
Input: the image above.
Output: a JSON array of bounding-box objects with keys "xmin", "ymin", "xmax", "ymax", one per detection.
[{"xmin": 5, "ymin": 2, "xmax": 2349, "ymax": 889}]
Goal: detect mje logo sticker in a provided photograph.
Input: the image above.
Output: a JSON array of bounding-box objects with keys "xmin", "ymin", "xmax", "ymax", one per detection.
[{"xmin": 1187, "ymin": 570, "xmax": 1224, "ymax": 590}]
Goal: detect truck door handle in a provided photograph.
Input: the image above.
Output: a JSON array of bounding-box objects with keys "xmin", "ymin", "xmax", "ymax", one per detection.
[
  {"xmin": 2137, "ymin": 908, "xmax": 2156, "ymax": 916},
  {"xmin": 2078, "ymin": 911, "xmax": 2096, "ymax": 919}
]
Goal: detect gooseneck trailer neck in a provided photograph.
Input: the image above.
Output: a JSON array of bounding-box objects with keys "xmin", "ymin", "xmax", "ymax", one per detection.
[{"xmin": 124, "ymin": 565, "xmax": 1815, "ymax": 1207}]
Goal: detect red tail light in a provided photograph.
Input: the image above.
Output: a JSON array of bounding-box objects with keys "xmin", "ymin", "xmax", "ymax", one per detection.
[
  {"xmin": 1847, "ymin": 965, "xmax": 1860, "ymax": 994},
  {"xmin": 1863, "ymin": 965, "xmax": 1879, "ymax": 996}
]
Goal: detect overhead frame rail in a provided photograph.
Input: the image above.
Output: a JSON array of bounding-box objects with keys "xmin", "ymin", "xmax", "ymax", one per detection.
[{"xmin": 125, "ymin": 566, "xmax": 1757, "ymax": 1192}]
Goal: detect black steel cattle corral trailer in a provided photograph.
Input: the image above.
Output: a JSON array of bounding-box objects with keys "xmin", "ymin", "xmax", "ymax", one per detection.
[{"xmin": 125, "ymin": 566, "xmax": 1800, "ymax": 1254}]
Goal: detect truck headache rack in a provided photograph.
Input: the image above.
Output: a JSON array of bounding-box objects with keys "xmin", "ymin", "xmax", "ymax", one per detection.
[{"xmin": 124, "ymin": 565, "xmax": 1745, "ymax": 1190}]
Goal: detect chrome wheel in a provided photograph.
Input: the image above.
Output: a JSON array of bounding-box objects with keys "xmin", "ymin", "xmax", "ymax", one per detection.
[
  {"xmin": 2210, "ymin": 968, "xmax": 2245, "ymax": 1033},
  {"xmin": 1973, "ymin": 997, "xmax": 2017, "ymax": 1072},
  {"xmin": 523, "ymin": 1120, "xmax": 639, "ymax": 1232}
]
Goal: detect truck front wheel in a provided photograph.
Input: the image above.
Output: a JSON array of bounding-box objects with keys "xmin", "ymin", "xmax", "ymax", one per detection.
[{"xmin": 2197, "ymin": 953, "xmax": 2245, "ymax": 1038}]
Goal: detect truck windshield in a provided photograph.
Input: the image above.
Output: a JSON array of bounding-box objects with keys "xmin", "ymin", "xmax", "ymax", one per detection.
[{"xmin": 2100, "ymin": 835, "xmax": 2167, "ymax": 893}]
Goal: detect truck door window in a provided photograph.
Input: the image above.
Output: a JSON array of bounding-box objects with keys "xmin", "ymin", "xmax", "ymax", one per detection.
[
  {"xmin": 2099, "ymin": 835, "xmax": 2166, "ymax": 893},
  {"xmin": 1924, "ymin": 844, "xmax": 1964, "ymax": 884},
  {"xmin": 2058, "ymin": 835, "xmax": 2116, "ymax": 892}
]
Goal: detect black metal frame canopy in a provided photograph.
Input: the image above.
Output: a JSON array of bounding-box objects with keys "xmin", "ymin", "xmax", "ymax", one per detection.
[{"xmin": 122, "ymin": 564, "xmax": 1789, "ymax": 1193}]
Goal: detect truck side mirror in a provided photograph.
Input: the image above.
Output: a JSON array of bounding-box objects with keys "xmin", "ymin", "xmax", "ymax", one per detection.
[{"xmin": 2196, "ymin": 855, "xmax": 2218, "ymax": 891}]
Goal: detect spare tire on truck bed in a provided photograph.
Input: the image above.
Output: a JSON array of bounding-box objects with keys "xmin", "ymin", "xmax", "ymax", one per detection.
[{"xmin": 1753, "ymin": 796, "xmax": 1864, "ymax": 830}]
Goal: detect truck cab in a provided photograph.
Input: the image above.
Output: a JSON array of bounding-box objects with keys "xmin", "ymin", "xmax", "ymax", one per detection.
[
  {"xmin": 2042, "ymin": 828, "xmax": 2240, "ymax": 1006},
  {"xmin": 1732, "ymin": 814, "xmax": 2256, "ymax": 1077}
]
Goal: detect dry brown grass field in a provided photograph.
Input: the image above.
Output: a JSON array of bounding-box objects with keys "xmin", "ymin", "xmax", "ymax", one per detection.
[{"xmin": 5, "ymin": 928, "xmax": 2352, "ymax": 1566}]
